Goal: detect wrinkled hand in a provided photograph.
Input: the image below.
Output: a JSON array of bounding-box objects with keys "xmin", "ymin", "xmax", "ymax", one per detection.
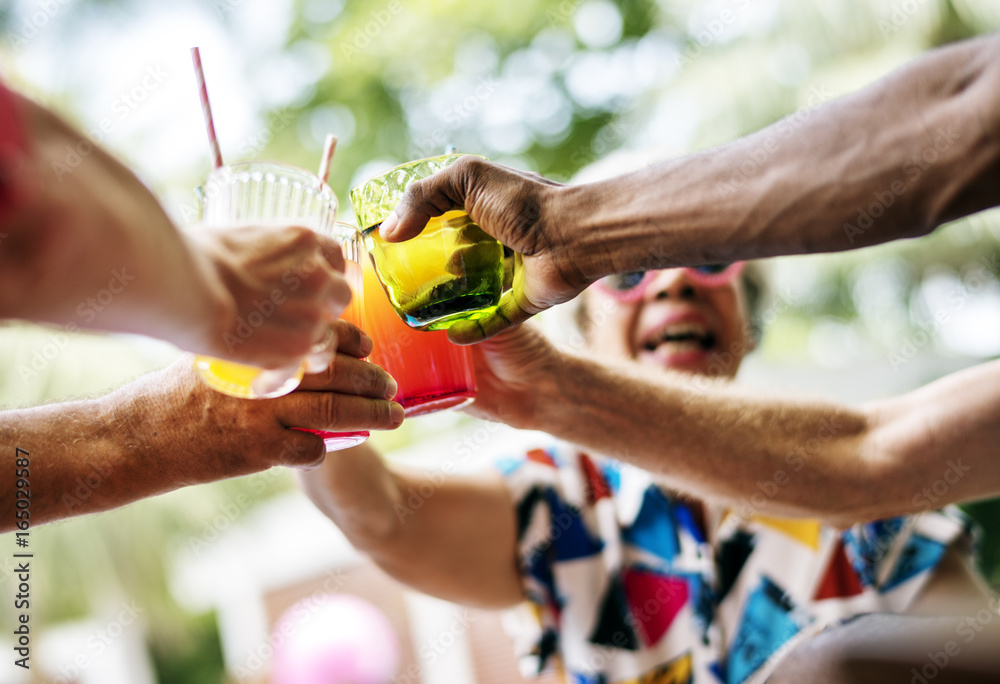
[
  {"xmin": 463, "ymin": 323, "xmax": 560, "ymax": 430},
  {"xmin": 187, "ymin": 225, "xmax": 352, "ymax": 370},
  {"xmin": 113, "ymin": 319, "xmax": 402, "ymax": 482},
  {"xmin": 378, "ymin": 156, "xmax": 589, "ymax": 344}
]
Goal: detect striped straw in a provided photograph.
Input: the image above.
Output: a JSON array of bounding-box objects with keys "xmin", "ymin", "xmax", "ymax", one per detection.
[
  {"xmin": 317, "ymin": 134, "xmax": 338, "ymax": 185},
  {"xmin": 190, "ymin": 47, "xmax": 223, "ymax": 169}
]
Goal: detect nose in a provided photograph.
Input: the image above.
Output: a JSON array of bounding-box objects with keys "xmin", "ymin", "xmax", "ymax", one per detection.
[{"xmin": 646, "ymin": 269, "xmax": 697, "ymax": 302}]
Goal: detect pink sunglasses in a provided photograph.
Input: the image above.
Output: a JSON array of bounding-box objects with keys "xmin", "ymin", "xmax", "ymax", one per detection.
[{"xmin": 593, "ymin": 262, "xmax": 746, "ymax": 302}]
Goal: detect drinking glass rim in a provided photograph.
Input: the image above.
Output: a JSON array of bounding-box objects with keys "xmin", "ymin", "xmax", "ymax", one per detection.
[
  {"xmin": 330, "ymin": 221, "xmax": 363, "ymax": 241},
  {"xmin": 206, "ymin": 160, "xmax": 336, "ymax": 198},
  {"xmin": 348, "ymin": 152, "xmax": 487, "ymax": 193}
]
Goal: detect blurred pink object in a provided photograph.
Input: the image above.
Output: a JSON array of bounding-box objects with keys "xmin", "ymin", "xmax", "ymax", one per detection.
[{"xmin": 272, "ymin": 594, "xmax": 400, "ymax": 684}]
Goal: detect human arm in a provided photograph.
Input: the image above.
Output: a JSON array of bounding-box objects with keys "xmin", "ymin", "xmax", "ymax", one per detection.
[
  {"xmin": 466, "ymin": 325, "xmax": 1000, "ymax": 526},
  {"xmin": 0, "ymin": 85, "xmax": 350, "ymax": 369},
  {"xmin": 768, "ymin": 613, "xmax": 1000, "ymax": 684},
  {"xmin": 297, "ymin": 445, "xmax": 522, "ymax": 609},
  {"xmin": 382, "ymin": 32, "xmax": 1000, "ymax": 343},
  {"xmin": 0, "ymin": 321, "xmax": 402, "ymax": 531}
]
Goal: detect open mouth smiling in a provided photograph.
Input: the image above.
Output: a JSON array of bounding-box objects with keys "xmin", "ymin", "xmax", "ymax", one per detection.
[{"xmin": 640, "ymin": 320, "xmax": 717, "ymax": 353}]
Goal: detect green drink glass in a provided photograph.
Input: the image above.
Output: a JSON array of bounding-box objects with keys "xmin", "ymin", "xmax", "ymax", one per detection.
[{"xmin": 349, "ymin": 154, "xmax": 504, "ymax": 331}]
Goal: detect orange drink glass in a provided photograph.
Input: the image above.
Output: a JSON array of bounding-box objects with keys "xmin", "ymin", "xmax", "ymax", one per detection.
[
  {"xmin": 293, "ymin": 223, "xmax": 369, "ymax": 450},
  {"xmin": 354, "ymin": 231, "xmax": 477, "ymax": 416}
]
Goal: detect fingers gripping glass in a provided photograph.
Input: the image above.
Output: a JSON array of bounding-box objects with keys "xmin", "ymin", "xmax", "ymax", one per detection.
[
  {"xmin": 595, "ymin": 263, "xmax": 746, "ymax": 301},
  {"xmin": 349, "ymin": 154, "xmax": 504, "ymax": 331}
]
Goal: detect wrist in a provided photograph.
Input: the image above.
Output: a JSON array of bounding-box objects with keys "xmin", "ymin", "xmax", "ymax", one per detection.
[
  {"xmin": 299, "ymin": 448, "xmax": 403, "ymax": 552},
  {"xmin": 544, "ymin": 177, "xmax": 670, "ymax": 283},
  {"xmin": 516, "ymin": 345, "xmax": 577, "ymax": 432},
  {"xmin": 98, "ymin": 362, "xmax": 218, "ymax": 489},
  {"xmin": 541, "ymin": 183, "xmax": 608, "ymax": 285}
]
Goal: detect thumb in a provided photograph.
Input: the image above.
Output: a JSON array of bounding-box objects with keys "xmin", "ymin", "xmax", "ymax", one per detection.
[
  {"xmin": 446, "ymin": 287, "xmax": 541, "ymax": 344},
  {"xmin": 379, "ymin": 160, "xmax": 476, "ymax": 242}
]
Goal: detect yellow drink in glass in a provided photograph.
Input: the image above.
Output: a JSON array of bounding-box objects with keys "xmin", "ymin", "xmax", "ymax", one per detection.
[
  {"xmin": 361, "ymin": 209, "xmax": 503, "ymax": 330},
  {"xmin": 350, "ymin": 154, "xmax": 505, "ymax": 331}
]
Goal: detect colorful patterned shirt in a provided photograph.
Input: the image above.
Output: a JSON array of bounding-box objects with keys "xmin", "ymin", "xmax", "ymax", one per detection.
[{"xmin": 496, "ymin": 442, "xmax": 975, "ymax": 684}]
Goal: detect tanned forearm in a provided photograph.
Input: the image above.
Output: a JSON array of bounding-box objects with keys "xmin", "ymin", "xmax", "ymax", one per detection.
[
  {"xmin": 0, "ymin": 395, "xmax": 158, "ymax": 529},
  {"xmin": 526, "ymin": 353, "xmax": 1000, "ymax": 526},
  {"xmin": 298, "ymin": 443, "xmax": 522, "ymax": 609},
  {"xmin": 554, "ymin": 33, "xmax": 1000, "ymax": 278},
  {"xmin": 0, "ymin": 371, "xmax": 241, "ymax": 529},
  {"xmin": 528, "ymin": 353, "xmax": 871, "ymax": 524},
  {"xmin": 0, "ymin": 92, "xmax": 225, "ymax": 346},
  {"xmin": 0, "ymin": 346, "xmax": 402, "ymax": 532}
]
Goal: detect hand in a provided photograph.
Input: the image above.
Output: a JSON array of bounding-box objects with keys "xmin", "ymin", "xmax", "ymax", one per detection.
[
  {"xmin": 463, "ymin": 323, "xmax": 561, "ymax": 430},
  {"xmin": 110, "ymin": 319, "xmax": 403, "ymax": 483},
  {"xmin": 185, "ymin": 224, "xmax": 352, "ymax": 370},
  {"xmin": 378, "ymin": 156, "xmax": 589, "ymax": 344}
]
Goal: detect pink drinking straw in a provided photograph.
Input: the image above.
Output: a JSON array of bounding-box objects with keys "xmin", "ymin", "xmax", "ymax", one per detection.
[
  {"xmin": 317, "ymin": 134, "xmax": 338, "ymax": 185},
  {"xmin": 190, "ymin": 47, "xmax": 223, "ymax": 169}
]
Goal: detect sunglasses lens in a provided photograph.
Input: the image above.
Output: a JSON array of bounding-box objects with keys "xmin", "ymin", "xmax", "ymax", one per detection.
[
  {"xmin": 693, "ymin": 264, "xmax": 731, "ymax": 275},
  {"xmin": 605, "ymin": 271, "xmax": 647, "ymax": 291}
]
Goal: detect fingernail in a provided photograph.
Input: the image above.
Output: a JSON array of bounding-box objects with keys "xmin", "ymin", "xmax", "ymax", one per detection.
[
  {"xmin": 389, "ymin": 402, "xmax": 405, "ymax": 426},
  {"xmin": 292, "ymin": 459, "xmax": 323, "ymax": 472},
  {"xmin": 379, "ymin": 212, "xmax": 399, "ymax": 239},
  {"xmin": 384, "ymin": 376, "xmax": 398, "ymax": 400},
  {"xmin": 359, "ymin": 332, "xmax": 374, "ymax": 356},
  {"xmin": 304, "ymin": 351, "xmax": 332, "ymax": 374}
]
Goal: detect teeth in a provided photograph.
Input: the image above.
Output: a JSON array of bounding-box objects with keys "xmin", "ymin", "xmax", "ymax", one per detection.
[
  {"xmin": 659, "ymin": 322, "xmax": 707, "ymax": 340},
  {"xmin": 643, "ymin": 322, "xmax": 715, "ymax": 351}
]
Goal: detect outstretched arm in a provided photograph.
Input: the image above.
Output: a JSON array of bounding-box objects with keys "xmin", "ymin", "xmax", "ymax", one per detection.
[
  {"xmin": 0, "ymin": 321, "xmax": 402, "ymax": 530},
  {"xmin": 297, "ymin": 444, "xmax": 522, "ymax": 609},
  {"xmin": 468, "ymin": 325, "xmax": 1000, "ymax": 527},
  {"xmin": 0, "ymin": 85, "xmax": 350, "ymax": 369},
  {"xmin": 554, "ymin": 31, "xmax": 1000, "ymax": 271},
  {"xmin": 382, "ymin": 32, "xmax": 1000, "ymax": 343}
]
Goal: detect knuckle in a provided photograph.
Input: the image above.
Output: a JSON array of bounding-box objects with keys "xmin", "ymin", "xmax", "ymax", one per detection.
[
  {"xmin": 454, "ymin": 154, "xmax": 480, "ymax": 175},
  {"xmin": 318, "ymin": 392, "xmax": 340, "ymax": 427},
  {"xmin": 332, "ymin": 274, "xmax": 352, "ymax": 297},
  {"xmin": 332, "ymin": 317, "xmax": 358, "ymax": 341},
  {"xmin": 288, "ymin": 225, "xmax": 316, "ymax": 245},
  {"xmin": 323, "ymin": 245, "xmax": 346, "ymax": 271},
  {"xmin": 298, "ymin": 443, "xmax": 325, "ymax": 468},
  {"xmin": 408, "ymin": 178, "xmax": 432, "ymax": 204},
  {"xmin": 343, "ymin": 322, "xmax": 363, "ymax": 352},
  {"xmin": 373, "ymin": 400, "xmax": 392, "ymax": 427},
  {"xmin": 318, "ymin": 355, "xmax": 339, "ymax": 385},
  {"xmin": 364, "ymin": 365, "xmax": 386, "ymax": 395},
  {"xmin": 401, "ymin": 179, "xmax": 423, "ymax": 204},
  {"xmin": 374, "ymin": 367, "xmax": 394, "ymax": 397},
  {"xmin": 299, "ymin": 307, "xmax": 324, "ymax": 331}
]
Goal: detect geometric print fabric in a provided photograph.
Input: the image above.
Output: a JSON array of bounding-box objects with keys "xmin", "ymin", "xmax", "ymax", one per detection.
[{"xmin": 499, "ymin": 442, "xmax": 974, "ymax": 684}]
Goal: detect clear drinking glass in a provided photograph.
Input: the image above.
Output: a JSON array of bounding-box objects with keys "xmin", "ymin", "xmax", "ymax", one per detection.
[{"xmin": 194, "ymin": 161, "xmax": 338, "ymax": 399}]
